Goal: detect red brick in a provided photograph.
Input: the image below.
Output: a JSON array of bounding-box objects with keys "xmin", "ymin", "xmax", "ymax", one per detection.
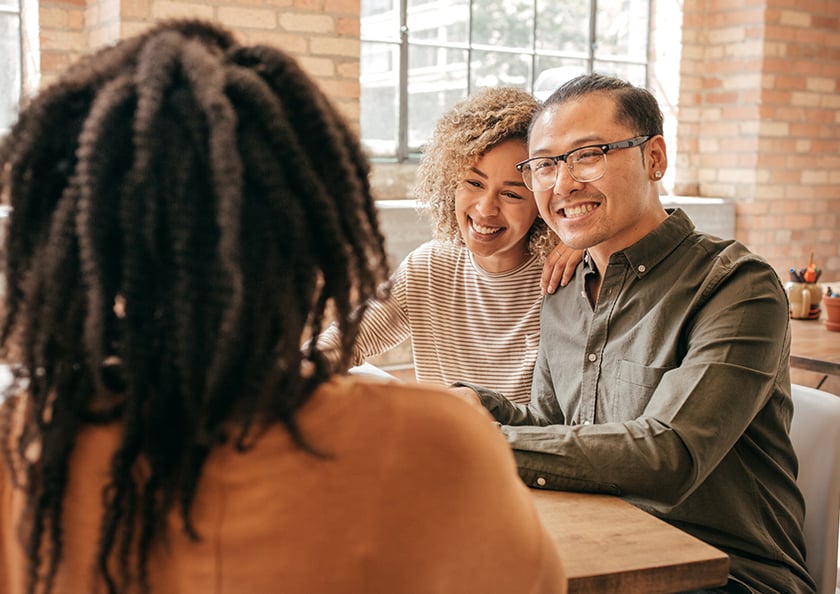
[
  {"xmin": 324, "ymin": 0, "xmax": 359, "ymax": 14},
  {"xmin": 293, "ymin": 0, "xmax": 323, "ymax": 10}
]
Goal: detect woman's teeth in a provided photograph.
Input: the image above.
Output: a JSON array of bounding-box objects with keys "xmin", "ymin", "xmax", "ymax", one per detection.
[{"xmin": 471, "ymin": 220, "xmax": 502, "ymax": 234}]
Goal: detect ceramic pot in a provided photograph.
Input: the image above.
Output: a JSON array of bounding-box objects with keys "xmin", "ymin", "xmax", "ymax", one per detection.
[
  {"xmin": 824, "ymin": 296, "xmax": 840, "ymax": 332},
  {"xmin": 784, "ymin": 282, "xmax": 823, "ymax": 320}
]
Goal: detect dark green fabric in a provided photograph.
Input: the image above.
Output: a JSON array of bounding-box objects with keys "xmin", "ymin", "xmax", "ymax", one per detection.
[{"xmin": 472, "ymin": 209, "xmax": 815, "ymax": 594}]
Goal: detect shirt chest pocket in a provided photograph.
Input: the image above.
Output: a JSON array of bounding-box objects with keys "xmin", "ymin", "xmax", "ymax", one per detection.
[{"xmin": 613, "ymin": 360, "xmax": 674, "ymax": 418}]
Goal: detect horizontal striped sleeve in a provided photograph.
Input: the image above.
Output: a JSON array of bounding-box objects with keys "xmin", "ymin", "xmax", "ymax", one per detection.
[{"xmin": 402, "ymin": 242, "xmax": 544, "ymax": 403}]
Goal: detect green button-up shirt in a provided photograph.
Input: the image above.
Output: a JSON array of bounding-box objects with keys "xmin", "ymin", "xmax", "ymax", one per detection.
[{"xmin": 471, "ymin": 209, "xmax": 814, "ymax": 593}]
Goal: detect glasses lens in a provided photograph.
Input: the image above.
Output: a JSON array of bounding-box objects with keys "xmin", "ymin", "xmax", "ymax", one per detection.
[
  {"xmin": 528, "ymin": 158, "xmax": 559, "ymax": 191},
  {"xmin": 521, "ymin": 145, "xmax": 610, "ymax": 190},
  {"xmin": 567, "ymin": 147, "xmax": 606, "ymax": 183}
]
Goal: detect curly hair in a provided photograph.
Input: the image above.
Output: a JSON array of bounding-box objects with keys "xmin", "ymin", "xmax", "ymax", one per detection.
[
  {"xmin": 412, "ymin": 87, "xmax": 558, "ymax": 259},
  {"xmin": 0, "ymin": 19, "xmax": 389, "ymax": 594}
]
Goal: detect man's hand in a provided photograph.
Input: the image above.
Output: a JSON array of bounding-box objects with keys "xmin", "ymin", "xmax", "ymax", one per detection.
[
  {"xmin": 541, "ymin": 243, "xmax": 584, "ymax": 294},
  {"xmin": 449, "ymin": 386, "xmax": 495, "ymax": 421}
]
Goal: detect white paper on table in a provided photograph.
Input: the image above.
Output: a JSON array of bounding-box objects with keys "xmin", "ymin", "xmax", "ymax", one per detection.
[{"xmin": 348, "ymin": 362, "xmax": 401, "ymax": 382}]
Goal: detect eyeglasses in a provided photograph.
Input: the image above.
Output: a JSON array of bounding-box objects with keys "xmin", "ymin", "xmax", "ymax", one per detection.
[{"xmin": 515, "ymin": 135, "xmax": 653, "ymax": 191}]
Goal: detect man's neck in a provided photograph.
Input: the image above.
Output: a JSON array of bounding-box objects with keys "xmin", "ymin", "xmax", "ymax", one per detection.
[
  {"xmin": 585, "ymin": 206, "xmax": 670, "ymax": 294},
  {"xmin": 583, "ymin": 254, "xmax": 603, "ymax": 306},
  {"xmin": 586, "ymin": 270, "xmax": 603, "ymax": 305}
]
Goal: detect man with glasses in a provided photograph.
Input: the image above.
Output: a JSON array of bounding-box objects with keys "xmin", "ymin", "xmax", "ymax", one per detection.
[{"xmin": 453, "ymin": 74, "xmax": 815, "ymax": 593}]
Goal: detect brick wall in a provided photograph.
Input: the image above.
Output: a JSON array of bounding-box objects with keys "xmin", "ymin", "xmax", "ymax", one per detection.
[
  {"xmin": 38, "ymin": 0, "xmax": 88, "ymax": 82},
  {"xmin": 677, "ymin": 1, "xmax": 840, "ymax": 279},
  {"xmin": 36, "ymin": 0, "xmax": 361, "ymax": 126}
]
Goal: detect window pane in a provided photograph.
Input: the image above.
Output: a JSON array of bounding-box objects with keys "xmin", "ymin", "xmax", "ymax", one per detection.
[
  {"xmin": 407, "ymin": 46, "xmax": 468, "ymax": 151},
  {"xmin": 408, "ymin": 0, "xmax": 469, "ymax": 45},
  {"xmin": 361, "ymin": 41, "xmax": 400, "ymax": 157},
  {"xmin": 593, "ymin": 60, "xmax": 646, "ymax": 87},
  {"xmin": 596, "ymin": 0, "xmax": 648, "ymax": 62},
  {"xmin": 535, "ymin": 0, "xmax": 590, "ymax": 54},
  {"xmin": 361, "ymin": 0, "xmax": 399, "ymax": 40},
  {"xmin": 471, "ymin": 0, "xmax": 533, "ymax": 48},
  {"xmin": 0, "ymin": 12, "xmax": 21, "ymax": 135},
  {"xmin": 470, "ymin": 50, "xmax": 530, "ymax": 90},
  {"xmin": 533, "ymin": 58, "xmax": 587, "ymax": 100},
  {"xmin": 359, "ymin": 0, "xmax": 650, "ymax": 161}
]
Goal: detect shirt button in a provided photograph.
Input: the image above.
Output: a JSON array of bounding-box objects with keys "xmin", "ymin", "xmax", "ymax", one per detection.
[
  {"xmin": 638, "ymin": 264, "xmax": 646, "ymax": 273},
  {"xmin": 587, "ymin": 353, "xmax": 597, "ymax": 362},
  {"xmin": 536, "ymin": 477, "xmax": 547, "ymax": 487}
]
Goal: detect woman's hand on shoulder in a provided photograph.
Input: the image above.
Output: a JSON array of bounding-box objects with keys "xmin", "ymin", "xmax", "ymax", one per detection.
[{"xmin": 541, "ymin": 244, "xmax": 583, "ymax": 295}]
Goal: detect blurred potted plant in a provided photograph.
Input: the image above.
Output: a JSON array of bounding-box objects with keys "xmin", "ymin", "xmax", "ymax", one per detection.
[{"xmin": 824, "ymin": 287, "xmax": 840, "ymax": 332}]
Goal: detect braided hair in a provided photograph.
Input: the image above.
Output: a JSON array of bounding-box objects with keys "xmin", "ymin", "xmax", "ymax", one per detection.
[{"xmin": 0, "ymin": 19, "xmax": 389, "ymax": 594}]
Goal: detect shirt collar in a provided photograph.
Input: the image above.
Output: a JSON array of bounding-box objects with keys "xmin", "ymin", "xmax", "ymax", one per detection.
[{"xmin": 584, "ymin": 208, "xmax": 696, "ymax": 279}]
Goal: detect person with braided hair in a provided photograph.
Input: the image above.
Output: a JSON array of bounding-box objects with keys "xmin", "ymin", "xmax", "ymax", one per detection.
[
  {"xmin": 0, "ymin": 20, "xmax": 566, "ymax": 594},
  {"xmin": 319, "ymin": 87, "xmax": 582, "ymax": 403}
]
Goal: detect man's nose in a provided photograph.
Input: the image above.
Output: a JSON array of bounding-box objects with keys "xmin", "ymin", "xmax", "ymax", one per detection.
[{"xmin": 552, "ymin": 163, "xmax": 583, "ymax": 195}]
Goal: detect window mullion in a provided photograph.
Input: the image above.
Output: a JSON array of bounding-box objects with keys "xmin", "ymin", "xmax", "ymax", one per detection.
[
  {"xmin": 467, "ymin": 0, "xmax": 474, "ymax": 94},
  {"xmin": 588, "ymin": 0, "xmax": 597, "ymax": 73},
  {"xmin": 0, "ymin": 0, "xmax": 23, "ymax": 136},
  {"xmin": 397, "ymin": 0, "xmax": 409, "ymax": 161},
  {"xmin": 529, "ymin": 0, "xmax": 538, "ymax": 91},
  {"xmin": 644, "ymin": 0, "xmax": 652, "ymax": 87}
]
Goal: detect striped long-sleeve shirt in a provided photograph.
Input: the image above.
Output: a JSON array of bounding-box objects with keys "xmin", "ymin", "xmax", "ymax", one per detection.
[{"xmin": 321, "ymin": 240, "xmax": 544, "ymax": 403}]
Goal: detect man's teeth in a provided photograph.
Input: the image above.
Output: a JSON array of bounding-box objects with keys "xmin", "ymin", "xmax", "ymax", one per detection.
[
  {"xmin": 472, "ymin": 221, "xmax": 502, "ymax": 234},
  {"xmin": 564, "ymin": 203, "xmax": 596, "ymax": 218}
]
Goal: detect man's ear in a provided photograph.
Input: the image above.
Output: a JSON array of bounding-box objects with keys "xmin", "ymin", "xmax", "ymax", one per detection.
[{"xmin": 647, "ymin": 135, "xmax": 668, "ymax": 180}]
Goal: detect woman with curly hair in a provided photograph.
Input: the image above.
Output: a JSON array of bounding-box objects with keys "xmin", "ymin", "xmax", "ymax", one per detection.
[
  {"xmin": 0, "ymin": 20, "xmax": 566, "ymax": 594},
  {"xmin": 321, "ymin": 87, "xmax": 581, "ymax": 403}
]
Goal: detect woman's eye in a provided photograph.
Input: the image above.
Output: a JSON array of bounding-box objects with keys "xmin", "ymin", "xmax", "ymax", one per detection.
[
  {"xmin": 502, "ymin": 192, "xmax": 525, "ymax": 201},
  {"xmin": 464, "ymin": 179, "xmax": 482, "ymax": 189}
]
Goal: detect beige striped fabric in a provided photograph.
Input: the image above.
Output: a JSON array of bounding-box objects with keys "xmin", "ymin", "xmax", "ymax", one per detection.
[{"xmin": 320, "ymin": 241, "xmax": 543, "ymax": 403}]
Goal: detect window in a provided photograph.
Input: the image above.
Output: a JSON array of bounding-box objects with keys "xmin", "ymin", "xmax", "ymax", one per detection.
[
  {"xmin": 0, "ymin": 0, "xmax": 22, "ymax": 135},
  {"xmin": 360, "ymin": 0, "xmax": 650, "ymax": 161}
]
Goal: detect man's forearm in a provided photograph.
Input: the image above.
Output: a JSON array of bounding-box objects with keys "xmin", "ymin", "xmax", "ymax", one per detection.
[{"xmin": 451, "ymin": 380, "xmax": 537, "ymax": 425}]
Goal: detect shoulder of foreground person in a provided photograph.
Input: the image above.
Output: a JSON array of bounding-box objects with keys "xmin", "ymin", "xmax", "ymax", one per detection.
[
  {"xmin": 337, "ymin": 376, "xmax": 512, "ymax": 453},
  {"xmin": 0, "ymin": 446, "xmax": 9, "ymax": 594},
  {"xmin": 334, "ymin": 377, "xmax": 568, "ymax": 594},
  {"xmin": 0, "ymin": 396, "xmax": 26, "ymax": 594}
]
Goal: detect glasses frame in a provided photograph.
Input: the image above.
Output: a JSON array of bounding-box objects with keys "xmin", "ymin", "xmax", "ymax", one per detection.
[{"xmin": 515, "ymin": 135, "xmax": 653, "ymax": 190}]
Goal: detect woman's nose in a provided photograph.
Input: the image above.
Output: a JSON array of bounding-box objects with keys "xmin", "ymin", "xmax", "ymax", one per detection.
[{"xmin": 475, "ymin": 190, "xmax": 500, "ymax": 214}]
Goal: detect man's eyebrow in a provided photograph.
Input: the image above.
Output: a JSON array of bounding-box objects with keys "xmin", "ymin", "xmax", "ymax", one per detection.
[{"xmin": 530, "ymin": 135, "xmax": 604, "ymax": 156}]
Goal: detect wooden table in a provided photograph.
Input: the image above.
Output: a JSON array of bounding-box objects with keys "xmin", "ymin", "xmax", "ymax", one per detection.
[
  {"xmin": 531, "ymin": 489, "xmax": 730, "ymax": 594},
  {"xmin": 788, "ymin": 280, "xmax": 840, "ymax": 393},
  {"xmin": 790, "ymin": 317, "xmax": 840, "ymax": 379}
]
